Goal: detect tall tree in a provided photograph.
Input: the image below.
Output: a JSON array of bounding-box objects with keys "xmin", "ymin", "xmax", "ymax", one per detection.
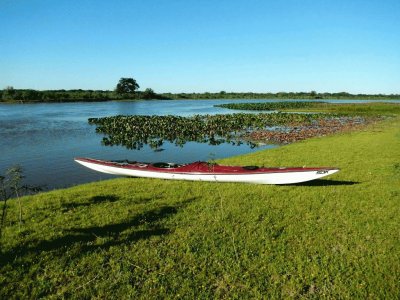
[
  {"xmin": 142, "ymin": 88, "xmax": 156, "ymax": 99},
  {"xmin": 2, "ymin": 86, "xmax": 16, "ymax": 101},
  {"xmin": 115, "ymin": 78, "xmax": 140, "ymax": 94}
]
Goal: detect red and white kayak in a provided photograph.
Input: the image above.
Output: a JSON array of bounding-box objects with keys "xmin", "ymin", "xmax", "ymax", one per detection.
[{"xmin": 74, "ymin": 157, "xmax": 339, "ymax": 185}]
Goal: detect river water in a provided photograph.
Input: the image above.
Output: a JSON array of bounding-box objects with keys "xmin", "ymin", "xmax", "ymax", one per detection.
[{"xmin": 0, "ymin": 99, "xmax": 398, "ymax": 189}]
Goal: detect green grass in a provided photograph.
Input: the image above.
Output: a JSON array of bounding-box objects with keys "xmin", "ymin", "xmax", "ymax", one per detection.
[
  {"xmin": 284, "ymin": 102, "xmax": 400, "ymax": 116},
  {"xmin": 1, "ymin": 116, "xmax": 399, "ymax": 298},
  {"xmin": 216, "ymin": 101, "xmax": 400, "ymax": 117}
]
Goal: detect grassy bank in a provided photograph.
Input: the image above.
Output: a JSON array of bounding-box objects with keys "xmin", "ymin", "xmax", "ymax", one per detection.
[
  {"xmin": 283, "ymin": 102, "xmax": 400, "ymax": 116},
  {"xmin": 1, "ymin": 117, "xmax": 399, "ymax": 298},
  {"xmin": 217, "ymin": 101, "xmax": 400, "ymax": 116}
]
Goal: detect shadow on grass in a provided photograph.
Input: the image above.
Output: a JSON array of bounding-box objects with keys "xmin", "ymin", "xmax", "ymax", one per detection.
[
  {"xmin": 61, "ymin": 194, "xmax": 119, "ymax": 211},
  {"xmin": 1, "ymin": 197, "xmax": 196, "ymax": 266},
  {"xmin": 291, "ymin": 179, "xmax": 359, "ymax": 186}
]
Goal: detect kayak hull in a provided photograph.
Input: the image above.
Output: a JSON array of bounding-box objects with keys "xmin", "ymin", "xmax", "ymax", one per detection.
[{"xmin": 74, "ymin": 158, "xmax": 339, "ymax": 185}]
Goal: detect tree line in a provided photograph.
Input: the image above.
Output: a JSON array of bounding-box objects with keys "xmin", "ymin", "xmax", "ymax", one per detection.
[
  {"xmin": 1, "ymin": 77, "xmax": 399, "ymax": 102},
  {"xmin": 2, "ymin": 89, "xmax": 398, "ymax": 103},
  {"xmin": 162, "ymin": 91, "xmax": 400, "ymax": 100},
  {"xmin": 0, "ymin": 88, "xmax": 169, "ymax": 102},
  {"xmin": 0, "ymin": 78, "xmax": 167, "ymax": 102}
]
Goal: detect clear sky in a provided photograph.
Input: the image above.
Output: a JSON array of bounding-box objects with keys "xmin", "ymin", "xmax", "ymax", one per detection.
[{"xmin": 1, "ymin": 0, "xmax": 399, "ymax": 94}]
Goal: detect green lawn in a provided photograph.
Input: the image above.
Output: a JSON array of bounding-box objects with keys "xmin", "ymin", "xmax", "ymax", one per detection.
[{"xmin": 1, "ymin": 115, "xmax": 399, "ymax": 298}]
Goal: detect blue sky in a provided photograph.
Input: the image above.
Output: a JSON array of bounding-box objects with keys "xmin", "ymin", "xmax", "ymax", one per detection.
[{"xmin": 1, "ymin": 0, "xmax": 399, "ymax": 93}]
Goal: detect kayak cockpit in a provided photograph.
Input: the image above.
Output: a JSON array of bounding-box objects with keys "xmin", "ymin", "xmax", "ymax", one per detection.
[{"xmin": 152, "ymin": 162, "xmax": 186, "ymax": 169}]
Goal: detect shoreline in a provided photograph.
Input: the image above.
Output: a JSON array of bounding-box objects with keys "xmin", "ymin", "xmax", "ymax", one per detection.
[
  {"xmin": 245, "ymin": 116, "xmax": 382, "ymax": 145},
  {"xmin": 11, "ymin": 112, "xmax": 396, "ymax": 194},
  {"xmin": 2, "ymin": 102, "xmax": 399, "ymax": 191}
]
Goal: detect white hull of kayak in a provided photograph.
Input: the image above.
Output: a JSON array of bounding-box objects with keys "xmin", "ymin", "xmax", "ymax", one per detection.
[{"xmin": 75, "ymin": 159, "xmax": 339, "ymax": 185}]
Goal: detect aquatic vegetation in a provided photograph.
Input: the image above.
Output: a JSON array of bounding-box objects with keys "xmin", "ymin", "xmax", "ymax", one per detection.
[
  {"xmin": 247, "ymin": 116, "xmax": 374, "ymax": 144},
  {"xmin": 88, "ymin": 112, "xmax": 335, "ymax": 150},
  {"xmin": 215, "ymin": 101, "xmax": 326, "ymax": 111}
]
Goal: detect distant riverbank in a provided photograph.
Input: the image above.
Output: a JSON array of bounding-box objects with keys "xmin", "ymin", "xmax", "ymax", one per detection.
[{"xmin": 1, "ymin": 88, "xmax": 400, "ymax": 103}]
